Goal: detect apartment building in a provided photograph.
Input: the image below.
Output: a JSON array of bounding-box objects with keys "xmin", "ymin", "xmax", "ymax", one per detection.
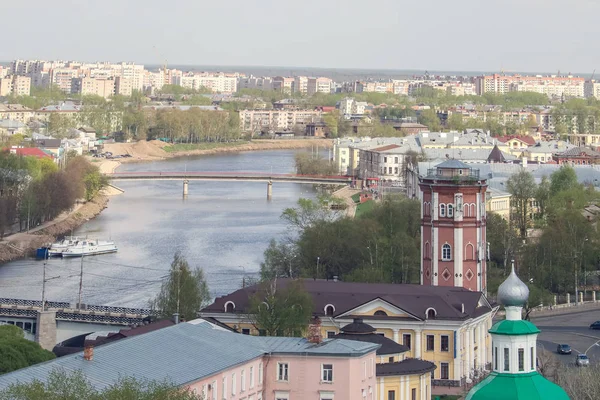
[
  {"xmin": 238, "ymin": 76, "xmax": 273, "ymax": 91},
  {"xmin": 72, "ymin": 77, "xmax": 115, "ymax": 98},
  {"xmin": 475, "ymin": 74, "xmax": 585, "ymax": 98},
  {"xmin": 272, "ymin": 76, "xmax": 294, "ymax": 93},
  {"xmin": 584, "ymin": 80, "xmax": 600, "ymax": 99},
  {"xmin": 238, "ymin": 109, "xmax": 322, "ymax": 132},
  {"xmin": 115, "ymin": 76, "xmax": 133, "ymax": 96},
  {"xmin": 0, "ymin": 319, "xmax": 379, "ymax": 400},
  {"xmin": 50, "ymin": 68, "xmax": 80, "ymax": 92},
  {"xmin": 339, "ymin": 97, "xmax": 368, "ymax": 117},
  {"xmin": 0, "ymin": 76, "xmax": 31, "ymax": 96},
  {"xmin": 0, "ymin": 104, "xmax": 35, "ymax": 123},
  {"xmin": 202, "ymin": 278, "xmax": 494, "ymax": 390},
  {"xmin": 307, "ymin": 77, "xmax": 332, "ymax": 95},
  {"xmin": 175, "ymin": 73, "xmax": 238, "ymax": 93}
]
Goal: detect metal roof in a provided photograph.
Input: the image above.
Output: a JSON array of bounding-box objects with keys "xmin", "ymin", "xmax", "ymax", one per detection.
[
  {"xmin": 0, "ymin": 320, "xmax": 377, "ymax": 390},
  {"xmin": 435, "ymin": 159, "xmax": 473, "ymax": 169}
]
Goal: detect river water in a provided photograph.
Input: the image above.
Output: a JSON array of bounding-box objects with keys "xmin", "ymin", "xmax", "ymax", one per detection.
[{"xmin": 0, "ymin": 150, "xmax": 318, "ymax": 307}]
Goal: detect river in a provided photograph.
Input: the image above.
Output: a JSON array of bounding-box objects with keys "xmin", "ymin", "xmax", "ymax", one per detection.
[{"xmin": 0, "ymin": 150, "xmax": 320, "ymax": 307}]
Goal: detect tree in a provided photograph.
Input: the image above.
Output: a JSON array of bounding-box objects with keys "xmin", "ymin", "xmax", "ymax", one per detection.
[
  {"xmin": 0, "ymin": 369, "xmax": 203, "ymax": 400},
  {"xmin": 281, "ymin": 197, "xmax": 342, "ymax": 232},
  {"xmin": 446, "ymin": 113, "xmax": 465, "ymax": 131},
  {"xmin": 417, "ymin": 109, "xmax": 441, "ymax": 132},
  {"xmin": 151, "ymin": 253, "xmax": 211, "ymax": 321},
  {"xmin": 260, "ymin": 239, "xmax": 299, "ymax": 280},
  {"xmin": 486, "ymin": 212, "xmax": 517, "ymax": 271},
  {"xmin": 535, "ymin": 176, "xmax": 551, "ymax": 220},
  {"xmin": 0, "ymin": 326, "xmax": 55, "ymax": 375},
  {"xmin": 294, "ymin": 152, "xmax": 337, "ymax": 176},
  {"xmin": 550, "ymin": 164, "xmax": 580, "ymax": 194},
  {"xmin": 506, "ymin": 169, "xmax": 537, "ymax": 237},
  {"xmin": 247, "ymin": 280, "xmax": 313, "ymax": 337}
]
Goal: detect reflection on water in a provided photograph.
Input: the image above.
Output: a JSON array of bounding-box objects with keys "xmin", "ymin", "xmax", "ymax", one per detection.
[{"xmin": 0, "ymin": 150, "xmax": 317, "ymax": 307}]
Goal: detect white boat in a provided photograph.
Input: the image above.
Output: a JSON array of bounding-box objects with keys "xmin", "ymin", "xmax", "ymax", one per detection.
[
  {"xmin": 47, "ymin": 236, "xmax": 83, "ymax": 257},
  {"xmin": 61, "ymin": 239, "xmax": 118, "ymax": 257}
]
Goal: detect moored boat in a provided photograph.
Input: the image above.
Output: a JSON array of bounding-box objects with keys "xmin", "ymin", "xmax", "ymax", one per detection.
[
  {"xmin": 61, "ymin": 239, "xmax": 118, "ymax": 257},
  {"xmin": 47, "ymin": 236, "xmax": 83, "ymax": 257}
]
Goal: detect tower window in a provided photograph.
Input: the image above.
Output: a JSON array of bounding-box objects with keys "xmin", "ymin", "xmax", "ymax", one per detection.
[
  {"xmin": 518, "ymin": 348, "xmax": 525, "ymax": 371},
  {"xmin": 447, "ymin": 204, "xmax": 454, "ymax": 217},
  {"xmin": 442, "ymin": 244, "xmax": 452, "ymax": 261},
  {"xmin": 504, "ymin": 348, "xmax": 510, "ymax": 371},
  {"xmin": 439, "ymin": 204, "xmax": 446, "ymax": 217}
]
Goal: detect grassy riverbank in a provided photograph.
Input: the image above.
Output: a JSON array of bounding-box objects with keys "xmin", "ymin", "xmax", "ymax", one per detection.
[{"xmin": 162, "ymin": 141, "xmax": 251, "ymax": 153}]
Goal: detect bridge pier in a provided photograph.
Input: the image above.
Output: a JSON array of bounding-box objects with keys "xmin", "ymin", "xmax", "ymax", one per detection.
[
  {"xmin": 267, "ymin": 180, "xmax": 273, "ymax": 200},
  {"xmin": 183, "ymin": 180, "xmax": 189, "ymax": 197},
  {"xmin": 36, "ymin": 310, "xmax": 57, "ymax": 351}
]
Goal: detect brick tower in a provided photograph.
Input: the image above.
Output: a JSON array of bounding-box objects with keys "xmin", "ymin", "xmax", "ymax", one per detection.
[{"xmin": 419, "ymin": 160, "xmax": 488, "ymax": 292}]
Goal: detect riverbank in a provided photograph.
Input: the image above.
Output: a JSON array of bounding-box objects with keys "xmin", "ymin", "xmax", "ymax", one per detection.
[
  {"xmin": 0, "ymin": 195, "xmax": 109, "ymax": 263},
  {"xmin": 102, "ymin": 139, "xmax": 333, "ymax": 164}
]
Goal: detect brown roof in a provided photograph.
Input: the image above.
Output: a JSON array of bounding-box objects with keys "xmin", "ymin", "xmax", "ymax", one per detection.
[
  {"xmin": 201, "ymin": 279, "xmax": 492, "ymax": 321},
  {"xmin": 93, "ymin": 319, "xmax": 175, "ymax": 345},
  {"xmin": 371, "ymin": 144, "xmax": 401, "ymax": 152},
  {"xmin": 376, "ymin": 359, "xmax": 436, "ymax": 376},
  {"xmin": 332, "ymin": 318, "xmax": 409, "ymax": 355},
  {"xmin": 497, "ymin": 135, "xmax": 536, "ymax": 146}
]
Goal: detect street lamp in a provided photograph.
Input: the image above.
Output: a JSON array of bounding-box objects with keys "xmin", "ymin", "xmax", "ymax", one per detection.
[{"xmin": 316, "ymin": 256, "xmax": 320, "ymax": 278}]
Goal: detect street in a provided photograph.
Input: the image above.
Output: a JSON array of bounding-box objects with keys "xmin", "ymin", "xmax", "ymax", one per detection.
[{"xmin": 532, "ymin": 309, "xmax": 600, "ymax": 366}]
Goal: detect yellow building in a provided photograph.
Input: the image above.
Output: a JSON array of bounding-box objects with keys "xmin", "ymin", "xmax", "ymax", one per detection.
[
  {"xmin": 486, "ymin": 188, "xmax": 511, "ymax": 220},
  {"xmin": 200, "ymin": 278, "xmax": 496, "ymax": 394}
]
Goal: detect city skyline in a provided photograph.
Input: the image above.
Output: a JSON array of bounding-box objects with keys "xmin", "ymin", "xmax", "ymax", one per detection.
[{"xmin": 3, "ymin": 0, "xmax": 600, "ymax": 73}]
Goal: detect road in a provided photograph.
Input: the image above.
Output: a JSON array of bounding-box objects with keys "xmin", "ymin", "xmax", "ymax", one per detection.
[{"xmin": 532, "ymin": 309, "xmax": 600, "ymax": 366}]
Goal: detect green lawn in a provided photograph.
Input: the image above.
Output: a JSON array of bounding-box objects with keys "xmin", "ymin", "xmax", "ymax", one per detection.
[
  {"xmin": 351, "ymin": 193, "xmax": 361, "ymax": 203},
  {"xmin": 162, "ymin": 142, "xmax": 249, "ymax": 153},
  {"xmin": 355, "ymin": 200, "xmax": 375, "ymax": 217}
]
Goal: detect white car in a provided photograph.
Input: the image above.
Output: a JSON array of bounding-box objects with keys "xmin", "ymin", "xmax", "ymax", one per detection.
[{"xmin": 576, "ymin": 354, "xmax": 590, "ymax": 367}]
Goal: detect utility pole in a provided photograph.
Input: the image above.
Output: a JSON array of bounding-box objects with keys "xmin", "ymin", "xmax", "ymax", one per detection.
[
  {"xmin": 78, "ymin": 254, "xmax": 84, "ymax": 309},
  {"xmin": 41, "ymin": 250, "xmax": 47, "ymax": 311}
]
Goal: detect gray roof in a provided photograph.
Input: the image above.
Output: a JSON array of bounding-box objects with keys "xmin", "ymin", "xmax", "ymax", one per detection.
[
  {"xmin": 435, "ymin": 159, "xmax": 472, "ymax": 169},
  {"xmin": 0, "ymin": 320, "xmax": 378, "ymax": 390}
]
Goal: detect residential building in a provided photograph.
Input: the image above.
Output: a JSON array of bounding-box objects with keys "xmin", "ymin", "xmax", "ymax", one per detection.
[
  {"xmin": 71, "ymin": 77, "xmax": 115, "ymax": 98},
  {"xmin": 294, "ymin": 76, "xmax": 308, "ymax": 94},
  {"xmin": 521, "ymin": 140, "xmax": 574, "ymax": 163},
  {"xmin": 584, "ymin": 80, "xmax": 600, "ymax": 99},
  {"xmin": 237, "ymin": 76, "xmax": 273, "ymax": 91},
  {"xmin": 0, "ymin": 104, "xmax": 35, "ymax": 123},
  {"xmin": 201, "ymin": 278, "xmax": 495, "ymax": 390},
  {"xmin": 465, "ymin": 265, "xmax": 569, "ymax": 400},
  {"xmin": 307, "ymin": 77, "xmax": 332, "ymax": 95},
  {"xmin": 356, "ymin": 138, "xmax": 421, "ymax": 187},
  {"xmin": 420, "ymin": 160, "xmax": 488, "ymax": 292},
  {"xmin": 272, "ymin": 76, "xmax": 294, "ymax": 94},
  {"xmin": 0, "ymin": 120, "xmax": 26, "ymax": 137},
  {"xmin": 553, "ymin": 146, "xmax": 600, "ymax": 165},
  {"xmin": 175, "ymin": 73, "xmax": 238, "ymax": 93},
  {"xmin": 0, "ymin": 78, "xmax": 12, "ymax": 96},
  {"xmin": 485, "ymin": 187, "xmax": 511, "ymax": 220},
  {"xmin": 238, "ymin": 109, "xmax": 322, "ymax": 132},
  {"xmin": 496, "ymin": 135, "xmax": 536, "ymax": 157},
  {"xmin": 9, "ymin": 147, "xmax": 53, "ymax": 159},
  {"xmin": 114, "ymin": 76, "xmax": 133, "ymax": 96},
  {"xmin": 50, "ymin": 68, "xmax": 80, "ymax": 92},
  {"xmin": 475, "ymin": 74, "xmax": 585, "ymax": 98},
  {"xmin": 0, "ymin": 75, "xmax": 31, "ymax": 96},
  {"xmin": 305, "ymin": 122, "xmax": 328, "ymax": 137},
  {"xmin": 339, "ymin": 97, "xmax": 368, "ymax": 117},
  {"xmin": 36, "ymin": 102, "xmax": 81, "ymax": 123},
  {"xmin": 0, "ymin": 319, "xmax": 379, "ymax": 400}
]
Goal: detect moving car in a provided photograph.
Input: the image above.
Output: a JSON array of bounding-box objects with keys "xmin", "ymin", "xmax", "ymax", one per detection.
[
  {"xmin": 576, "ymin": 354, "xmax": 590, "ymax": 367},
  {"xmin": 590, "ymin": 321, "xmax": 600, "ymax": 330},
  {"xmin": 557, "ymin": 344, "xmax": 572, "ymax": 354}
]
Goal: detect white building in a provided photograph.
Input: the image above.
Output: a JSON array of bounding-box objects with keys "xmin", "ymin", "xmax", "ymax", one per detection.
[
  {"xmin": 238, "ymin": 109, "xmax": 322, "ymax": 132},
  {"xmin": 307, "ymin": 77, "xmax": 332, "ymax": 95}
]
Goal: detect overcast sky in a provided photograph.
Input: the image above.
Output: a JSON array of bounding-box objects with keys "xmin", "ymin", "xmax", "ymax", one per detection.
[{"xmin": 2, "ymin": 0, "xmax": 598, "ymax": 73}]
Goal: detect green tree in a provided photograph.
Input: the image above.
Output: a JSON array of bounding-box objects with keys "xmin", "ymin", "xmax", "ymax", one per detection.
[
  {"xmin": 0, "ymin": 326, "xmax": 55, "ymax": 375},
  {"xmin": 549, "ymin": 164, "xmax": 580, "ymax": 194},
  {"xmin": 294, "ymin": 152, "xmax": 337, "ymax": 176},
  {"xmin": 506, "ymin": 170, "xmax": 537, "ymax": 237},
  {"xmin": 417, "ymin": 109, "xmax": 441, "ymax": 131},
  {"xmin": 446, "ymin": 113, "xmax": 465, "ymax": 131},
  {"xmin": 151, "ymin": 253, "xmax": 211, "ymax": 321},
  {"xmin": 486, "ymin": 212, "xmax": 517, "ymax": 271},
  {"xmin": 0, "ymin": 369, "xmax": 202, "ymax": 400},
  {"xmin": 260, "ymin": 240, "xmax": 299, "ymax": 280},
  {"xmin": 247, "ymin": 280, "xmax": 313, "ymax": 337},
  {"xmin": 535, "ymin": 176, "xmax": 551, "ymax": 220}
]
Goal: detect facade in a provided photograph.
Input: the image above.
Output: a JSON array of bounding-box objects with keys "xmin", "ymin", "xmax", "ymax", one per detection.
[
  {"xmin": 0, "ymin": 75, "xmax": 31, "ymax": 96},
  {"xmin": 475, "ymin": 74, "xmax": 585, "ymax": 98},
  {"xmin": 584, "ymin": 80, "xmax": 600, "ymax": 99},
  {"xmin": 0, "ymin": 104, "xmax": 35, "ymax": 123},
  {"xmin": 307, "ymin": 77, "xmax": 333, "ymax": 95},
  {"xmin": 114, "ymin": 76, "xmax": 133, "ymax": 96},
  {"xmin": 175, "ymin": 73, "xmax": 238, "ymax": 93},
  {"xmin": 496, "ymin": 135, "xmax": 536, "ymax": 157},
  {"xmin": 485, "ymin": 188, "xmax": 511, "ymax": 220},
  {"xmin": 294, "ymin": 76, "xmax": 308, "ymax": 94},
  {"xmin": 238, "ymin": 109, "xmax": 322, "ymax": 132},
  {"xmin": 419, "ymin": 160, "xmax": 488, "ymax": 292},
  {"xmin": 71, "ymin": 77, "xmax": 115, "ymax": 98},
  {"xmin": 0, "ymin": 319, "xmax": 378, "ymax": 400},
  {"xmin": 272, "ymin": 76, "xmax": 294, "ymax": 93},
  {"xmin": 466, "ymin": 264, "xmax": 569, "ymax": 400},
  {"xmin": 238, "ymin": 76, "xmax": 274, "ymax": 92},
  {"xmin": 201, "ymin": 278, "xmax": 495, "ymax": 390},
  {"xmin": 305, "ymin": 122, "xmax": 328, "ymax": 137},
  {"xmin": 553, "ymin": 146, "xmax": 600, "ymax": 165}
]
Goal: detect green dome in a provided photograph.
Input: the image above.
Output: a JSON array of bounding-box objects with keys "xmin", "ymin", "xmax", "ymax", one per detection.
[
  {"xmin": 465, "ymin": 371, "xmax": 570, "ymax": 400},
  {"xmin": 489, "ymin": 320, "xmax": 541, "ymax": 336}
]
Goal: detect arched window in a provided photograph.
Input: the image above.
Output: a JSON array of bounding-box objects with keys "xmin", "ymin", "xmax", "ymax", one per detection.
[
  {"xmin": 465, "ymin": 243, "xmax": 475, "ymax": 260},
  {"xmin": 425, "ymin": 242, "xmax": 431, "ymax": 260},
  {"xmin": 442, "ymin": 244, "xmax": 452, "ymax": 261},
  {"xmin": 447, "ymin": 204, "xmax": 454, "ymax": 217},
  {"xmin": 426, "ymin": 308, "xmax": 437, "ymax": 319},
  {"xmin": 440, "ymin": 204, "xmax": 446, "ymax": 217},
  {"xmin": 224, "ymin": 301, "xmax": 235, "ymax": 313},
  {"xmin": 374, "ymin": 310, "xmax": 388, "ymax": 316},
  {"xmin": 324, "ymin": 304, "xmax": 335, "ymax": 316}
]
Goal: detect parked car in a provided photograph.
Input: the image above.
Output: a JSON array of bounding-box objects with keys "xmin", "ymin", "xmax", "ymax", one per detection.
[
  {"xmin": 590, "ymin": 321, "xmax": 600, "ymax": 330},
  {"xmin": 557, "ymin": 344, "xmax": 572, "ymax": 354},
  {"xmin": 576, "ymin": 354, "xmax": 590, "ymax": 367}
]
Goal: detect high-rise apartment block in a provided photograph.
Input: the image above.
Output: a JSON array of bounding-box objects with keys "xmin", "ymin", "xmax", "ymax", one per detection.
[
  {"xmin": 475, "ymin": 74, "xmax": 584, "ymax": 98},
  {"xmin": 0, "ymin": 76, "xmax": 31, "ymax": 96},
  {"xmin": 174, "ymin": 73, "xmax": 238, "ymax": 93},
  {"xmin": 71, "ymin": 77, "xmax": 115, "ymax": 98},
  {"xmin": 307, "ymin": 77, "xmax": 332, "ymax": 95}
]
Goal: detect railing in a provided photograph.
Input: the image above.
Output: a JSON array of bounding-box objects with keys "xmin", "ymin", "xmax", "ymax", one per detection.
[
  {"xmin": 0, "ymin": 298, "xmax": 151, "ymax": 317},
  {"xmin": 425, "ymin": 168, "xmax": 481, "ymax": 180}
]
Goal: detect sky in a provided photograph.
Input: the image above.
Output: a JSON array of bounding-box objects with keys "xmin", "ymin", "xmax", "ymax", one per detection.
[{"xmin": 2, "ymin": 0, "xmax": 599, "ymax": 74}]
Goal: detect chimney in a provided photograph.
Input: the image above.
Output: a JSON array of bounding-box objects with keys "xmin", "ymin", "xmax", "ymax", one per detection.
[
  {"xmin": 173, "ymin": 313, "xmax": 180, "ymax": 324},
  {"xmin": 307, "ymin": 317, "xmax": 322, "ymax": 344},
  {"xmin": 83, "ymin": 345, "xmax": 94, "ymax": 361}
]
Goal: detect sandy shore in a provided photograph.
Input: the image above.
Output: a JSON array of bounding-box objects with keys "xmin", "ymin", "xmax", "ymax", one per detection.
[{"xmin": 101, "ymin": 139, "xmax": 333, "ymax": 165}]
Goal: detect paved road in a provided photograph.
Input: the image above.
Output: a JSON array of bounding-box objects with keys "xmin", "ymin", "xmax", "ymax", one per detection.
[{"xmin": 532, "ymin": 309, "xmax": 600, "ymax": 365}]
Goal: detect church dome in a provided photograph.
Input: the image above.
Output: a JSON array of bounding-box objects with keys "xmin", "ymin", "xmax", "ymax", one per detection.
[
  {"xmin": 465, "ymin": 371, "xmax": 570, "ymax": 400},
  {"xmin": 497, "ymin": 262, "xmax": 529, "ymax": 307}
]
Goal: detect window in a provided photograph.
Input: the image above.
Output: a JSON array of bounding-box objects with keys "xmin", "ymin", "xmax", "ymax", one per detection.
[
  {"xmin": 325, "ymin": 305, "xmax": 334, "ymax": 316},
  {"xmin": 518, "ymin": 348, "xmax": 524, "ymax": 371},
  {"xmin": 388, "ymin": 167, "xmax": 392, "ymax": 174},
  {"xmin": 403, "ymin": 334, "xmax": 411, "ymax": 349},
  {"xmin": 388, "ymin": 391, "xmax": 395, "ymax": 400},
  {"xmin": 212, "ymin": 380, "xmax": 217, "ymax": 400},
  {"xmin": 426, "ymin": 335, "xmax": 435, "ymax": 351},
  {"xmin": 384, "ymin": 157, "xmax": 387, "ymax": 163},
  {"xmin": 494, "ymin": 347, "xmax": 498, "ymax": 370},
  {"xmin": 222, "ymin": 376, "xmax": 227, "ymax": 399},
  {"xmin": 259, "ymin": 362, "xmax": 263, "ymax": 383},
  {"xmin": 362, "ymin": 361, "xmax": 366, "ymax": 379},
  {"xmin": 374, "ymin": 310, "xmax": 388, "ymax": 316},
  {"xmin": 322, "ymin": 364, "xmax": 333, "ymax": 382},
  {"xmin": 394, "ymin": 167, "xmax": 398, "ymax": 174},
  {"xmin": 504, "ymin": 348, "xmax": 510, "ymax": 371},
  {"xmin": 277, "ymin": 363, "xmax": 289, "ymax": 381},
  {"xmin": 394, "ymin": 157, "xmax": 398, "ymax": 163},
  {"xmin": 275, "ymin": 391, "xmax": 289, "ymax": 400},
  {"xmin": 442, "ymin": 244, "xmax": 452, "ymax": 261},
  {"xmin": 412, "ymin": 388, "xmax": 416, "ymax": 400},
  {"xmin": 440, "ymin": 203, "xmax": 446, "ymax": 217},
  {"xmin": 389, "ymin": 356, "xmax": 394, "ymax": 363},
  {"xmin": 250, "ymin": 366, "xmax": 254, "ymax": 388},
  {"xmin": 447, "ymin": 204, "xmax": 454, "ymax": 217},
  {"xmin": 241, "ymin": 369, "xmax": 246, "ymax": 392},
  {"xmin": 441, "ymin": 362, "xmax": 449, "ymax": 379},
  {"xmin": 531, "ymin": 347, "xmax": 534, "ymax": 370},
  {"xmin": 327, "ymin": 331, "xmax": 336, "ymax": 338},
  {"xmin": 242, "ymin": 328, "xmax": 250, "ymax": 335},
  {"xmin": 441, "ymin": 335, "xmax": 449, "ymax": 352},
  {"xmin": 231, "ymin": 373, "xmax": 236, "ymax": 395}
]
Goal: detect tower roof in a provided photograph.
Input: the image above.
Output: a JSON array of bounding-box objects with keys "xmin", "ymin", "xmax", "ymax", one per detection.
[
  {"xmin": 497, "ymin": 262, "xmax": 529, "ymax": 307},
  {"xmin": 466, "ymin": 371, "xmax": 570, "ymax": 400},
  {"xmin": 435, "ymin": 159, "xmax": 471, "ymax": 169}
]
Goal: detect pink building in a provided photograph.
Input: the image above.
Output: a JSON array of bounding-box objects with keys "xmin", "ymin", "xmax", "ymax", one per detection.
[
  {"xmin": 0, "ymin": 319, "xmax": 378, "ymax": 400},
  {"xmin": 420, "ymin": 160, "xmax": 488, "ymax": 292}
]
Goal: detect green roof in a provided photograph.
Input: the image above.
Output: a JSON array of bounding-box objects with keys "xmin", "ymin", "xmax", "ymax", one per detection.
[
  {"xmin": 489, "ymin": 320, "xmax": 540, "ymax": 336},
  {"xmin": 466, "ymin": 371, "xmax": 570, "ymax": 400}
]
